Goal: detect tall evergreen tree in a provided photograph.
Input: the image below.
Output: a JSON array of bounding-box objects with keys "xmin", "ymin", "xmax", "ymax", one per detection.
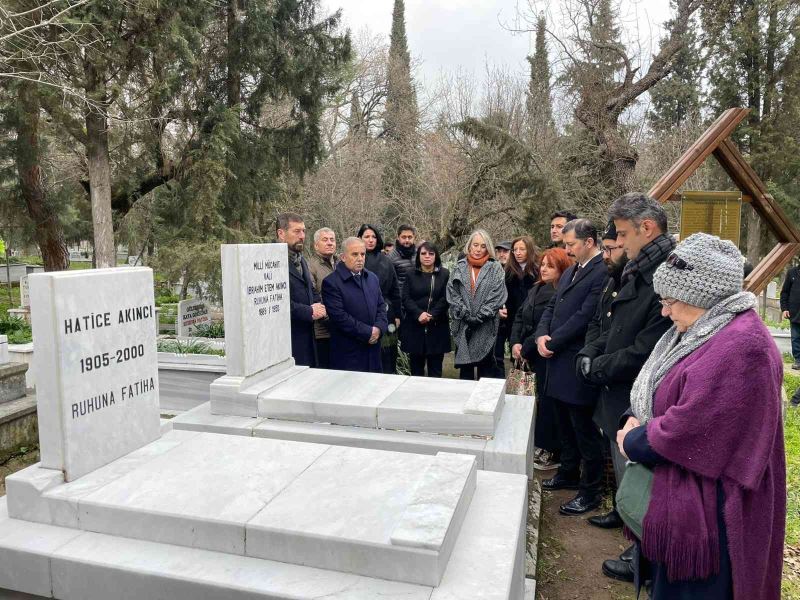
[
  {"xmin": 381, "ymin": 0, "xmax": 420, "ymax": 224},
  {"xmin": 384, "ymin": 0, "xmax": 418, "ymax": 143},
  {"xmin": 703, "ymin": 0, "xmax": 800, "ymax": 263},
  {"xmin": 526, "ymin": 14, "xmax": 554, "ymax": 141},
  {"xmin": 647, "ymin": 13, "xmax": 703, "ymax": 132}
]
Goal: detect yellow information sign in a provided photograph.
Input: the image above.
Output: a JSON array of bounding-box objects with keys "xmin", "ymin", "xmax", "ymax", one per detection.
[{"xmin": 679, "ymin": 191, "xmax": 742, "ymax": 244}]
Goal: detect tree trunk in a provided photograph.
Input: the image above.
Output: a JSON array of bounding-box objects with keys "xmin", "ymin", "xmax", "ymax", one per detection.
[
  {"xmin": 597, "ymin": 119, "xmax": 638, "ymax": 198},
  {"xmin": 746, "ymin": 205, "xmax": 762, "ymax": 265},
  {"xmin": 84, "ymin": 63, "xmax": 116, "ymax": 269},
  {"xmin": 14, "ymin": 82, "xmax": 70, "ymax": 271},
  {"xmin": 226, "ymin": 0, "xmax": 241, "ymax": 109}
]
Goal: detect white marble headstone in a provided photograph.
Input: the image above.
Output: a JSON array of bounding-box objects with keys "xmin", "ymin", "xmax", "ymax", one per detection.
[
  {"xmin": 19, "ymin": 275, "xmax": 30, "ymax": 308},
  {"xmin": 176, "ymin": 299, "xmax": 210, "ymax": 337},
  {"xmin": 29, "ymin": 268, "xmax": 161, "ymax": 481},
  {"xmin": 220, "ymin": 244, "xmax": 291, "ymax": 378},
  {"xmin": 0, "ymin": 334, "xmax": 7, "ymax": 364},
  {"xmin": 767, "ymin": 281, "xmax": 778, "ymax": 299}
]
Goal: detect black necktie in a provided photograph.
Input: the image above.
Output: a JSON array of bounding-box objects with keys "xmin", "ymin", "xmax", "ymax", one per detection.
[{"xmin": 571, "ymin": 264, "xmax": 582, "ymax": 283}]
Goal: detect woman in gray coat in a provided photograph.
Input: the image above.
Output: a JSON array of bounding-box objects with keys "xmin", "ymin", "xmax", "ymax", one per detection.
[{"xmin": 447, "ymin": 229, "xmax": 508, "ymax": 380}]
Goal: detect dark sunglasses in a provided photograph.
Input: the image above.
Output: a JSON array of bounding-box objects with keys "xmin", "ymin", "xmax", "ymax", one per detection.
[{"xmin": 665, "ymin": 253, "xmax": 693, "ymax": 271}]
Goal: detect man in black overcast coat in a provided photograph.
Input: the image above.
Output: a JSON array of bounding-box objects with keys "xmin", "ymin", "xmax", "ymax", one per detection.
[
  {"xmin": 781, "ymin": 263, "xmax": 800, "ymax": 369},
  {"xmin": 577, "ymin": 193, "xmax": 675, "ymax": 583}
]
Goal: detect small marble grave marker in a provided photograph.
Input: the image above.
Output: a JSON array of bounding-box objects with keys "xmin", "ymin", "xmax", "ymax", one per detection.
[
  {"xmin": 210, "ymin": 244, "xmax": 293, "ymax": 416},
  {"xmin": 767, "ymin": 281, "xmax": 778, "ymax": 299},
  {"xmin": 19, "ymin": 275, "xmax": 30, "ymax": 308},
  {"xmin": 176, "ymin": 299, "xmax": 210, "ymax": 337},
  {"xmin": 29, "ymin": 267, "xmax": 161, "ymax": 481}
]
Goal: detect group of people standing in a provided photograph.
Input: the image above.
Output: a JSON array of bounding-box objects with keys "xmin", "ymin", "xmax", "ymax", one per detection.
[{"xmin": 276, "ymin": 189, "xmax": 786, "ymax": 599}]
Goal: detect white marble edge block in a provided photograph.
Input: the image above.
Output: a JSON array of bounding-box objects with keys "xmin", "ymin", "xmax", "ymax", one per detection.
[
  {"xmin": 464, "ymin": 378, "xmax": 507, "ymax": 417},
  {"xmin": 0, "ymin": 335, "xmax": 8, "ymax": 364},
  {"xmin": 29, "ymin": 267, "xmax": 161, "ymax": 481},
  {"xmin": 390, "ymin": 453, "xmax": 477, "ymax": 551}
]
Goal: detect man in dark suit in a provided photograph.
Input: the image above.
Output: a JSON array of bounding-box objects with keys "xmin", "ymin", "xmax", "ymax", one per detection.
[
  {"xmin": 577, "ymin": 195, "xmax": 676, "ymax": 583},
  {"xmin": 535, "ymin": 218, "xmax": 606, "ymax": 516},
  {"xmin": 322, "ymin": 237, "xmax": 388, "ymax": 373},
  {"xmin": 276, "ymin": 212, "xmax": 326, "ymax": 367}
]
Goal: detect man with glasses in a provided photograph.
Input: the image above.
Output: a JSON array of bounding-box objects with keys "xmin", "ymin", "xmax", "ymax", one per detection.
[{"xmin": 577, "ymin": 193, "xmax": 676, "ymax": 583}]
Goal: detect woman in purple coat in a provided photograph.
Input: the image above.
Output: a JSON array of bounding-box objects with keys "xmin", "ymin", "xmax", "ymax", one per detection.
[{"xmin": 617, "ymin": 233, "xmax": 785, "ymax": 600}]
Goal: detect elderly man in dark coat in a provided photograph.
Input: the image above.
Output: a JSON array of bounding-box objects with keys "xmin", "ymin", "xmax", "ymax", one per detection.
[
  {"xmin": 535, "ymin": 218, "xmax": 606, "ymax": 516},
  {"xmin": 277, "ymin": 212, "xmax": 326, "ymax": 367},
  {"xmin": 322, "ymin": 237, "xmax": 388, "ymax": 373}
]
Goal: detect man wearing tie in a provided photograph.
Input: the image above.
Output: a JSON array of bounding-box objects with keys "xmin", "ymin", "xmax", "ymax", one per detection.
[
  {"xmin": 322, "ymin": 237, "xmax": 388, "ymax": 373},
  {"xmin": 276, "ymin": 212, "xmax": 327, "ymax": 367},
  {"xmin": 535, "ymin": 218, "xmax": 606, "ymax": 516}
]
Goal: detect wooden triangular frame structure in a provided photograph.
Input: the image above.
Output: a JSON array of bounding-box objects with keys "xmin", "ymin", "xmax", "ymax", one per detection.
[{"xmin": 648, "ymin": 107, "xmax": 800, "ymax": 294}]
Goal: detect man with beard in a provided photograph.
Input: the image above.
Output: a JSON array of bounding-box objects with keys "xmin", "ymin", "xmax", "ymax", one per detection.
[
  {"xmin": 388, "ymin": 224, "xmax": 417, "ymax": 293},
  {"xmin": 276, "ymin": 212, "xmax": 326, "ymax": 367},
  {"xmin": 357, "ymin": 224, "xmax": 402, "ymax": 374},
  {"xmin": 575, "ymin": 194, "xmax": 676, "ymax": 583}
]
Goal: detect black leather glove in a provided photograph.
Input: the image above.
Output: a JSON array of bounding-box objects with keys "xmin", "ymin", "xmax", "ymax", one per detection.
[
  {"xmin": 576, "ymin": 356, "xmax": 592, "ymax": 380},
  {"xmin": 465, "ymin": 314, "xmax": 482, "ymax": 327}
]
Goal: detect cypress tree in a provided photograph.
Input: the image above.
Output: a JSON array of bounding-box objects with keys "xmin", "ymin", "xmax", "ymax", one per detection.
[
  {"xmin": 526, "ymin": 14, "xmax": 554, "ymax": 141},
  {"xmin": 384, "ymin": 0, "xmax": 418, "ymax": 142},
  {"xmin": 382, "ymin": 0, "xmax": 419, "ymax": 224}
]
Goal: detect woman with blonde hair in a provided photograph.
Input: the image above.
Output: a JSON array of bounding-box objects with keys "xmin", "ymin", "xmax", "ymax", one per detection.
[{"xmin": 447, "ymin": 229, "xmax": 508, "ymax": 380}]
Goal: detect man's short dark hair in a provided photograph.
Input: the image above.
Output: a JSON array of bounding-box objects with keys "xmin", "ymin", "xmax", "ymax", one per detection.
[
  {"xmin": 550, "ymin": 210, "xmax": 578, "ymax": 222},
  {"xmin": 275, "ymin": 212, "xmax": 304, "ymax": 234},
  {"xmin": 562, "ymin": 218, "xmax": 598, "ymax": 244},
  {"xmin": 397, "ymin": 224, "xmax": 416, "ymax": 236},
  {"xmin": 607, "ymin": 193, "xmax": 668, "ymax": 233}
]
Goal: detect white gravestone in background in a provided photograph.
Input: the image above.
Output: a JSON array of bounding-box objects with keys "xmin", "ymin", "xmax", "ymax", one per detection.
[
  {"xmin": 176, "ymin": 299, "xmax": 210, "ymax": 337},
  {"xmin": 767, "ymin": 281, "xmax": 778, "ymax": 299},
  {"xmin": 19, "ymin": 275, "xmax": 30, "ymax": 308},
  {"xmin": 29, "ymin": 267, "xmax": 161, "ymax": 481},
  {"xmin": 210, "ymin": 244, "xmax": 295, "ymax": 416}
]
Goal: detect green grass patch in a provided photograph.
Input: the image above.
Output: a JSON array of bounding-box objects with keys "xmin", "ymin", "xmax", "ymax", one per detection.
[
  {"xmin": 785, "ymin": 402, "xmax": 800, "ymax": 548},
  {"xmin": 0, "ymin": 314, "xmax": 32, "ymax": 344},
  {"xmin": 766, "ymin": 317, "xmax": 791, "ymax": 330},
  {"xmin": 156, "ymin": 339, "xmax": 225, "ymax": 356},
  {"xmin": 784, "ymin": 577, "xmax": 800, "ymax": 600},
  {"xmin": 192, "ymin": 321, "xmax": 225, "ymax": 339}
]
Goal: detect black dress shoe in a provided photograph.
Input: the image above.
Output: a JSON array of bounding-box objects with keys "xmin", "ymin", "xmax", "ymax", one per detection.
[
  {"xmin": 558, "ymin": 494, "xmax": 601, "ymax": 515},
  {"xmin": 541, "ymin": 474, "xmax": 580, "ymax": 491},
  {"xmin": 602, "ymin": 558, "xmax": 634, "ymax": 582},
  {"xmin": 587, "ymin": 509, "xmax": 623, "ymax": 529},
  {"xmin": 619, "ymin": 544, "xmax": 635, "ymax": 563}
]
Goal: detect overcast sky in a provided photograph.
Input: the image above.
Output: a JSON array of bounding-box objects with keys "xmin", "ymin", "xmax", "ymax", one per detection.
[{"xmin": 321, "ymin": 0, "xmax": 676, "ymax": 97}]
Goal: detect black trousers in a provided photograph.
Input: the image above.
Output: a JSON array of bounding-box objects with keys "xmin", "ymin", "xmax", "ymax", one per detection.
[
  {"xmin": 458, "ymin": 350, "xmax": 497, "ymax": 381},
  {"xmin": 316, "ymin": 338, "xmax": 331, "ymax": 369},
  {"xmin": 492, "ymin": 327, "xmax": 509, "ymax": 378},
  {"xmin": 554, "ymin": 400, "xmax": 604, "ymax": 498},
  {"xmin": 409, "ymin": 353, "xmax": 444, "ymax": 377},
  {"xmin": 535, "ymin": 395, "xmax": 561, "ymax": 454},
  {"xmin": 381, "ymin": 343, "xmax": 398, "ymax": 375}
]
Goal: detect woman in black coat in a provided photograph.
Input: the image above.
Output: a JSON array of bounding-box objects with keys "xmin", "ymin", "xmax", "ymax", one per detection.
[
  {"xmin": 400, "ymin": 241, "xmax": 450, "ymax": 377},
  {"xmin": 510, "ymin": 247, "xmax": 572, "ymax": 468},
  {"xmin": 357, "ymin": 224, "xmax": 402, "ymax": 374},
  {"xmin": 495, "ymin": 236, "xmax": 539, "ymax": 376}
]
